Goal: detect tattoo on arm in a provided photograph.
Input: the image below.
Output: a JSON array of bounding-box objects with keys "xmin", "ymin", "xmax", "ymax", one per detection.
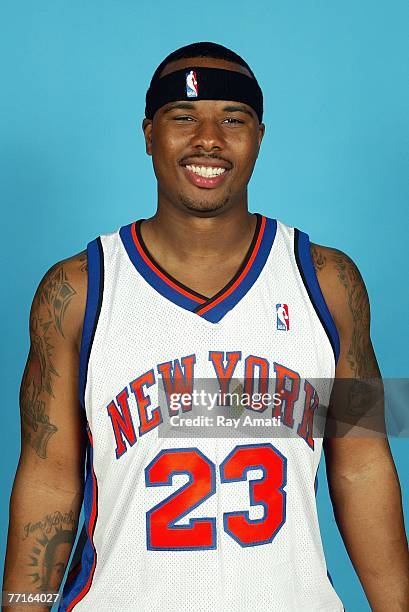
[
  {"xmin": 20, "ymin": 347, "xmax": 58, "ymax": 458},
  {"xmin": 331, "ymin": 251, "xmax": 378, "ymax": 379},
  {"xmin": 312, "ymin": 245, "xmax": 382, "ymax": 426},
  {"xmin": 20, "ymin": 260, "xmax": 82, "ymax": 459},
  {"xmin": 78, "ymin": 251, "xmax": 87, "ymax": 273},
  {"xmin": 36, "ymin": 264, "xmax": 76, "ymax": 339},
  {"xmin": 311, "ymin": 244, "xmax": 327, "ymax": 272},
  {"xmin": 24, "ymin": 509, "xmax": 77, "ymax": 592},
  {"xmin": 311, "ymin": 244, "xmax": 378, "ymax": 379}
]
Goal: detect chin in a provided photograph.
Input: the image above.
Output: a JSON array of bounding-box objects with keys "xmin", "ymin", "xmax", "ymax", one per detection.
[{"xmin": 179, "ymin": 194, "xmax": 230, "ymax": 215}]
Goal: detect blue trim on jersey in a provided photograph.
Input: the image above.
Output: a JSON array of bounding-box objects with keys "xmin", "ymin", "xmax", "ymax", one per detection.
[
  {"xmin": 295, "ymin": 230, "xmax": 340, "ymax": 363},
  {"xmin": 119, "ymin": 216, "xmax": 277, "ymax": 323},
  {"xmin": 201, "ymin": 217, "xmax": 277, "ymax": 323},
  {"xmin": 119, "ymin": 223, "xmax": 201, "ymax": 312},
  {"xmin": 78, "ymin": 238, "xmax": 103, "ymax": 409},
  {"xmin": 59, "ymin": 438, "xmax": 97, "ymax": 610}
]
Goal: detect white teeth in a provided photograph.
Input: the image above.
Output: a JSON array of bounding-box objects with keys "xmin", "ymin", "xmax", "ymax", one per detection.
[{"xmin": 185, "ymin": 165, "xmax": 227, "ymax": 178}]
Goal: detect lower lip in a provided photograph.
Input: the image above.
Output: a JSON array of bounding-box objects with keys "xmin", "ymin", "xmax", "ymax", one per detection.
[{"xmin": 182, "ymin": 166, "xmax": 230, "ymax": 189}]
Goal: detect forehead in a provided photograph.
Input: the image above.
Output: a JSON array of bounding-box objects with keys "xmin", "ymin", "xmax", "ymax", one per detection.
[{"xmin": 159, "ymin": 56, "xmax": 253, "ymax": 79}]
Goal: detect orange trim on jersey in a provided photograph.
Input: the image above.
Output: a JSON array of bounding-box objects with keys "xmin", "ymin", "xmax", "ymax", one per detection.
[
  {"xmin": 130, "ymin": 222, "xmax": 206, "ymax": 304},
  {"xmin": 196, "ymin": 215, "xmax": 267, "ymax": 315}
]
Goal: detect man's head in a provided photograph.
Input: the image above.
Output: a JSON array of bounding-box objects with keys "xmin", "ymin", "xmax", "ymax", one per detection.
[{"xmin": 142, "ymin": 42, "xmax": 265, "ymax": 215}]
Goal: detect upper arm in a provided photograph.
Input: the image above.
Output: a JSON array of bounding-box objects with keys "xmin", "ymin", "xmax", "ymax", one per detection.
[
  {"xmin": 310, "ymin": 243, "xmax": 380, "ymax": 379},
  {"xmin": 18, "ymin": 250, "xmax": 88, "ymax": 493},
  {"xmin": 311, "ymin": 243, "xmax": 392, "ymax": 474}
]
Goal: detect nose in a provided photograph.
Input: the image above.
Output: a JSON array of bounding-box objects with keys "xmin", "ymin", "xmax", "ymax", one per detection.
[{"xmin": 190, "ymin": 118, "xmax": 225, "ymax": 151}]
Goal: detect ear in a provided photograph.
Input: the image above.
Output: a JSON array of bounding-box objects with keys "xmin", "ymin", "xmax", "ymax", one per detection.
[
  {"xmin": 142, "ymin": 118, "xmax": 153, "ymax": 156},
  {"xmin": 257, "ymin": 122, "xmax": 265, "ymax": 149}
]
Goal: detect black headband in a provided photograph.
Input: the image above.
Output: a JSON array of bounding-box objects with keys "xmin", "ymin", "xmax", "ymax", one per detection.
[{"xmin": 145, "ymin": 66, "xmax": 263, "ymax": 123}]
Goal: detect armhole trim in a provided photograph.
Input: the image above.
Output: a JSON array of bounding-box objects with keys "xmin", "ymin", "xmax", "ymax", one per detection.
[
  {"xmin": 294, "ymin": 229, "xmax": 340, "ymax": 364},
  {"xmin": 79, "ymin": 237, "xmax": 104, "ymax": 410}
]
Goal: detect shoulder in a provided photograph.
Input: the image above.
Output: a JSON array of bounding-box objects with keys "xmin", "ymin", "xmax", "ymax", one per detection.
[
  {"xmin": 30, "ymin": 250, "xmax": 88, "ymax": 353},
  {"xmin": 309, "ymin": 242, "xmax": 370, "ymax": 337}
]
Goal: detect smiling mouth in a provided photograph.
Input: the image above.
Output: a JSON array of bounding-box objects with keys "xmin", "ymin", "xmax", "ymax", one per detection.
[
  {"xmin": 181, "ymin": 163, "xmax": 231, "ymax": 189},
  {"xmin": 185, "ymin": 164, "xmax": 227, "ymax": 178}
]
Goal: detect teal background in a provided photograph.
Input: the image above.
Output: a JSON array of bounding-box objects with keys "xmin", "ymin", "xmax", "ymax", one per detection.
[{"xmin": 1, "ymin": 1, "xmax": 408, "ymax": 610}]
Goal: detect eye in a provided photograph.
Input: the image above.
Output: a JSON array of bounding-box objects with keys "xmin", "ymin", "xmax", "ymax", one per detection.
[
  {"xmin": 223, "ymin": 117, "xmax": 244, "ymax": 124},
  {"xmin": 173, "ymin": 115, "xmax": 195, "ymax": 121}
]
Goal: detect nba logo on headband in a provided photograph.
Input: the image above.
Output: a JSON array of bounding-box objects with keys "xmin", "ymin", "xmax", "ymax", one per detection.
[{"xmin": 186, "ymin": 70, "xmax": 198, "ymax": 97}]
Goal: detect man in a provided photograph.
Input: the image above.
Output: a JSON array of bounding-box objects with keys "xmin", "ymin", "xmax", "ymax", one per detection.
[{"xmin": 3, "ymin": 41, "xmax": 408, "ymax": 611}]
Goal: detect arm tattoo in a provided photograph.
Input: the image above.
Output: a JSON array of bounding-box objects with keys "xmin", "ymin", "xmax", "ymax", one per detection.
[
  {"xmin": 312, "ymin": 245, "xmax": 382, "ymax": 427},
  {"xmin": 331, "ymin": 251, "xmax": 378, "ymax": 378},
  {"xmin": 21, "ymin": 261, "xmax": 79, "ymax": 458},
  {"xmin": 311, "ymin": 244, "xmax": 327, "ymax": 272},
  {"xmin": 20, "ymin": 346, "xmax": 58, "ymax": 458},
  {"xmin": 36, "ymin": 264, "xmax": 76, "ymax": 339},
  {"xmin": 78, "ymin": 251, "xmax": 87, "ymax": 273},
  {"xmin": 24, "ymin": 509, "xmax": 77, "ymax": 592}
]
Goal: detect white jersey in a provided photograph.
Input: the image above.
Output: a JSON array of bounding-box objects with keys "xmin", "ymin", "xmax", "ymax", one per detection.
[{"xmin": 60, "ymin": 213, "xmax": 344, "ymax": 612}]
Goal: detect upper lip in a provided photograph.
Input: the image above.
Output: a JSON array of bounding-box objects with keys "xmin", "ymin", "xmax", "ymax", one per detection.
[{"xmin": 180, "ymin": 156, "xmax": 232, "ymax": 170}]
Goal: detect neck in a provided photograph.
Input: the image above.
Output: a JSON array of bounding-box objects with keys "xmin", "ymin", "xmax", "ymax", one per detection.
[{"xmin": 141, "ymin": 198, "xmax": 257, "ymax": 266}]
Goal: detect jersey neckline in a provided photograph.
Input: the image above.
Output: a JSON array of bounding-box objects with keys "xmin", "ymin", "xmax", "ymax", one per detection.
[{"xmin": 119, "ymin": 213, "xmax": 277, "ymax": 323}]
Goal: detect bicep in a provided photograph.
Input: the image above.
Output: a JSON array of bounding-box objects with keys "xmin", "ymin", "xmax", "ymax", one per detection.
[
  {"xmin": 18, "ymin": 255, "xmax": 87, "ymax": 493},
  {"xmin": 313, "ymin": 245, "xmax": 388, "ymax": 463},
  {"xmin": 327, "ymin": 249, "xmax": 380, "ymax": 379}
]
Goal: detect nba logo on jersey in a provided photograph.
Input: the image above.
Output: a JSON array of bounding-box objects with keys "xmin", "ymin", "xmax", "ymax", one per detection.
[
  {"xmin": 186, "ymin": 70, "xmax": 198, "ymax": 97},
  {"xmin": 276, "ymin": 303, "xmax": 290, "ymax": 330}
]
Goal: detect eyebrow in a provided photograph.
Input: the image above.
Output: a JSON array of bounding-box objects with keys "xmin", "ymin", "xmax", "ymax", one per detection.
[
  {"xmin": 162, "ymin": 101, "xmax": 254, "ymax": 118},
  {"xmin": 221, "ymin": 104, "xmax": 254, "ymax": 118},
  {"xmin": 163, "ymin": 102, "xmax": 196, "ymax": 113}
]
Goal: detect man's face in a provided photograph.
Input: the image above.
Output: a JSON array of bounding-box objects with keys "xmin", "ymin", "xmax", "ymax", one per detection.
[{"xmin": 142, "ymin": 57, "xmax": 265, "ymax": 215}]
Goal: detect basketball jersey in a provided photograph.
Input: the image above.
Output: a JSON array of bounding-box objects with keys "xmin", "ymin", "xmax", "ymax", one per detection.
[{"xmin": 59, "ymin": 213, "xmax": 345, "ymax": 612}]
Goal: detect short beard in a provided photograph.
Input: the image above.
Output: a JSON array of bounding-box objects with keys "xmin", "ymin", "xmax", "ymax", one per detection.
[{"xmin": 179, "ymin": 193, "xmax": 230, "ymax": 214}]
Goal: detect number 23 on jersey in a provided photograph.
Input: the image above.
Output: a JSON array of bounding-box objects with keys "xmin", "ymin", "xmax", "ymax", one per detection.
[{"xmin": 145, "ymin": 443, "xmax": 287, "ymax": 550}]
